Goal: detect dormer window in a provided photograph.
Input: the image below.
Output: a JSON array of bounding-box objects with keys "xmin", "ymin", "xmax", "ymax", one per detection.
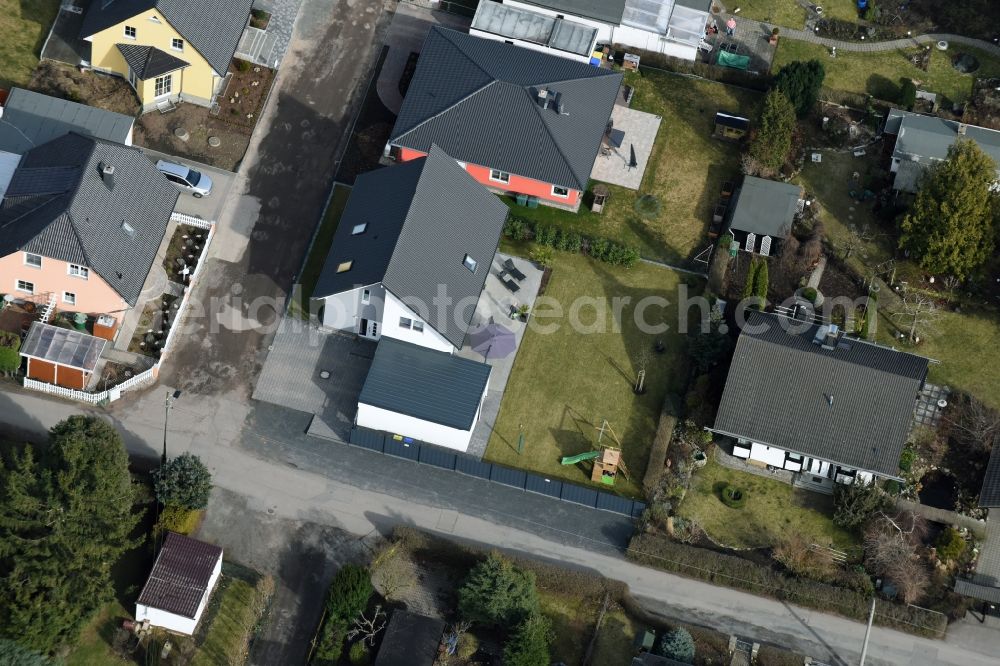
[
  {"xmin": 351, "ymin": 222, "xmax": 367, "ymax": 235},
  {"xmin": 463, "ymin": 254, "xmax": 477, "ymax": 273},
  {"xmin": 336, "ymin": 260, "xmax": 353, "ymax": 273}
]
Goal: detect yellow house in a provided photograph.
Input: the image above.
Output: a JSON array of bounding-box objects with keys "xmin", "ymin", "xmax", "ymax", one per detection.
[{"xmin": 80, "ymin": 0, "xmax": 253, "ymax": 112}]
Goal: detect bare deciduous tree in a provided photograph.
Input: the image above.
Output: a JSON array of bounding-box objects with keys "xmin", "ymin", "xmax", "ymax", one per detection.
[
  {"xmin": 864, "ymin": 512, "xmax": 929, "ymax": 604},
  {"xmin": 947, "ymin": 394, "xmax": 1000, "ymax": 453},
  {"xmin": 347, "ymin": 605, "xmax": 387, "ymax": 647},
  {"xmin": 890, "ymin": 291, "xmax": 941, "ymax": 342},
  {"xmin": 842, "ymin": 223, "xmax": 876, "ymax": 260}
]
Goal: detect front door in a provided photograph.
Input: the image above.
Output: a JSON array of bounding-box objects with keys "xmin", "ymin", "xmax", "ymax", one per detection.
[{"xmin": 359, "ymin": 319, "xmax": 379, "ymax": 339}]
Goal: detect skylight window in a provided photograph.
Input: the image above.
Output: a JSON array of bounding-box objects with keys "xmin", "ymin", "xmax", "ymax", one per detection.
[
  {"xmin": 122, "ymin": 221, "xmax": 136, "ymax": 238},
  {"xmin": 351, "ymin": 222, "xmax": 367, "ymax": 235},
  {"xmin": 336, "ymin": 261, "xmax": 353, "ymax": 273},
  {"xmin": 463, "ymin": 254, "xmax": 477, "ymax": 273}
]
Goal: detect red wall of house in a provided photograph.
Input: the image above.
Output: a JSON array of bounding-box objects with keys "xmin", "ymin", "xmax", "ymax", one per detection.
[{"xmin": 396, "ymin": 147, "xmax": 581, "ymax": 207}]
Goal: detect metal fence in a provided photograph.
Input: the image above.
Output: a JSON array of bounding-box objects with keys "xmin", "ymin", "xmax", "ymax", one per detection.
[{"xmin": 350, "ymin": 426, "xmax": 646, "ymax": 518}]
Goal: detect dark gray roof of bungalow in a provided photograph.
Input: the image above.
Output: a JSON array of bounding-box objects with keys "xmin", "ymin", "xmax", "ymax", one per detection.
[
  {"xmin": 80, "ymin": 0, "xmax": 253, "ymax": 76},
  {"xmin": 980, "ymin": 446, "xmax": 1000, "ymax": 507},
  {"xmin": 313, "ymin": 145, "xmax": 509, "ymax": 349},
  {"xmin": 728, "ymin": 176, "xmax": 800, "ymax": 239},
  {"xmin": 359, "ymin": 338, "xmax": 491, "ymax": 431},
  {"xmin": 0, "ymin": 132, "xmax": 178, "ymax": 305},
  {"xmin": 373, "ymin": 610, "xmax": 446, "ymax": 666},
  {"xmin": 0, "ymin": 88, "xmax": 134, "ymax": 154},
  {"xmin": 389, "ymin": 27, "xmax": 622, "ymax": 191},
  {"xmin": 137, "ymin": 532, "xmax": 222, "ymax": 618},
  {"xmin": 713, "ymin": 311, "xmax": 929, "ymax": 478}
]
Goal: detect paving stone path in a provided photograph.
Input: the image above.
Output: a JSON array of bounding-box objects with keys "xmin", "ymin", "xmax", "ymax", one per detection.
[{"xmin": 715, "ymin": 0, "xmax": 1000, "ymax": 56}]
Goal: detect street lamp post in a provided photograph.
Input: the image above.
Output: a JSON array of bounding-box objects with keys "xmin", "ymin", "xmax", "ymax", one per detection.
[{"xmin": 162, "ymin": 391, "xmax": 171, "ymax": 464}]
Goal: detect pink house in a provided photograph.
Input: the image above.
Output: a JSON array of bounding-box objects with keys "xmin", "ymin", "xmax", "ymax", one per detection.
[
  {"xmin": 384, "ymin": 27, "xmax": 622, "ymax": 211},
  {"xmin": 0, "ymin": 132, "xmax": 178, "ymax": 322}
]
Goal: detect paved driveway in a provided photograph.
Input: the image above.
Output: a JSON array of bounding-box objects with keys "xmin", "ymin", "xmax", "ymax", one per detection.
[
  {"xmin": 252, "ymin": 321, "xmax": 374, "ymax": 438},
  {"xmin": 141, "ymin": 147, "xmax": 238, "ymax": 221},
  {"xmin": 158, "ymin": 0, "xmax": 392, "ymax": 397}
]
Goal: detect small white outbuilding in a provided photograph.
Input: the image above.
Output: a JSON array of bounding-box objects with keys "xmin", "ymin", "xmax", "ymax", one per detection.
[{"xmin": 135, "ymin": 532, "xmax": 223, "ymax": 635}]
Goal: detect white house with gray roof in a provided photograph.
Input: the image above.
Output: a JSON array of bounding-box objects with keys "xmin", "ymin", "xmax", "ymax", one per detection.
[
  {"xmin": 710, "ymin": 311, "xmax": 929, "ymax": 493},
  {"xmin": 312, "ymin": 145, "xmax": 509, "ymax": 353},
  {"xmin": 503, "ymin": 0, "xmax": 712, "ymax": 61},
  {"xmin": 884, "ymin": 109, "xmax": 1000, "ymax": 193}
]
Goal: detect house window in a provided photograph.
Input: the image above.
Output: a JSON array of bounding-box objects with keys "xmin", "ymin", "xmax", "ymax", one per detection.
[
  {"xmin": 124, "ymin": 25, "xmax": 137, "ymax": 39},
  {"xmin": 171, "ymin": 38, "xmax": 184, "ymax": 51},
  {"xmin": 336, "ymin": 260, "xmax": 352, "ymax": 273},
  {"xmin": 399, "ymin": 317, "xmax": 412, "ymax": 329},
  {"xmin": 154, "ymin": 74, "xmax": 172, "ymax": 98},
  {"xmin": 16, "ymin": 280, "xmax": 34, "ymax": 294},
  {"xmin": 24, "ymin": 253, "xmax": 42, "ymax": 268},
  {"xmin": 63, "ymin": 292, "xmax": 76, "ymax": 306},
  {"xmin": 412, "ymin": 320, "xmax": 424, "ymax": 333},
  {"xmin": 128, "ymin": 67, "xmax": 138, "ymax": 89},
  {"xmin": 552, "ymin": 185, "xmax": 569, "ymax": 198},
  {"xmin": 489, "ymin": 169, "xmax": 510, "ymax": 184},
  {"xmin": 744, "ymin": 232, "xmax": 756, "ymax": 252},
  {"xmin": 463, "ymin": 254, "xmax": 477, "ymax": 273},
  {"xmin": 68, "ymin": 264, "xmax": 89, "ymax": 279},
  {"xmin": 148, "ymin": 14, "xmax": 161, "ymax": 23},
  {"xmin": 361, "ymin": 289, "xmax": 370, "ymax": 304},
  {"xmin": 760, "ymin": 235, "xmax": 772, "ymax": 257},
  {"xmin": 351, "ymin": 222, "xmax": 367, "ymax": 235}
]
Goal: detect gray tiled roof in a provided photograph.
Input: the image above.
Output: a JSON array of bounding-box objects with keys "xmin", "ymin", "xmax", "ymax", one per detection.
[
  {"xmin": 0, "ymin": 132, "xmax": 178, "ymax": 306},
  {"xmin": 389, "ymin": 27, "xmax": 622, "ymax": 191},
  {"xmin": 314, "ymin": 145, "xmax": 509, "ymax": 349},
  {"xmin": 0, "ymin": 88, "xmax": 134, "ymax": 155},
  {"xmin": 981, "ymin": 446, "xmax": 1000, "ymax": 507},
  {"xmin": 885, "ymin": 109, "xmax": 1000, "ymax": 192},
  {"xmin": 137, "ymin": 532, "xmax": 222, "ymax": 619},
  {"xmin": 116, "ymin": 43, "xmax": 190, "ymax": 79},
  {"xmin": 514, "ymin": 0, "xmax": 627, "ymax": 24},
  {"xmin": 728, "ymin": 176, "xmax": 800, "ymax": 238},
  {"xmin": 374, "ymin": 610, "xmax": 447, "ymax": 666},
  {"xmin": 360, "ymin": 338, "xmax": 491, "ymax": 431},
  {"xmin": 713, "ymin": 311, "xmax": 929, "ymax": 478},
  {"xmin": 80, "ymin": 0, "xmax": 252, "ymax": 76}
]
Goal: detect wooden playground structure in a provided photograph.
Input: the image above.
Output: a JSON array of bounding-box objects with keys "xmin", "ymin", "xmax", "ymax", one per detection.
[{"xmin": 560, "ymin": 420, "xmax": 632, "ymax": 486}]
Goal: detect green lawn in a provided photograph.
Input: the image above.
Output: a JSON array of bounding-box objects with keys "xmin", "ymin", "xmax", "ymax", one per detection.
[
  {"xmin": 192, "ymin": 573, "xmax": 263, "ymax": 666},
  {"xmin": 0, "ymin": 0, "xmax": 60, "ymax": 89},
  {"xmin": 484, "ymin": 252, "xmax": 693, "ymax": 497},
  {"xmin": 290, "ymin": 183, "xmax": 351, "ymax": 318},
  {"xmin": 590, "ymin": 609, "xmax": 640, "ymax": 666},
  {"xmin": 509, "ymin": 72, "xmax": 760, "ymax": 265},
  {"xmin": 676, "ymin": 459, "xmax": 859, "ymax": 551},
  {"xmin": 729, "ymin": 0, "xmax": 859, "ymax": 28},
  {"xmin": 539, "ymin": 591, "xmax": 600, "ymax": 665},
  {"xmin": 795, "ymin": 151, "xmax": 1000, "ymax": 410},
  {"xmin": 774, "ymin": 40, "xmax": 1000, "ymax": 105}
]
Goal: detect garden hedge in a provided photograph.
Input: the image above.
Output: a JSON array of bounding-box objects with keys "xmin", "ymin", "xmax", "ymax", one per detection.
[
  {"xmin": 720, "ymin": 485, "xmax": 746, "ymax": 509},
  {"xmin": 503, "ymin": 215, "xmax": 640, "ymax": 268},
  {"xmin": 627, "ymin": 533, "xmax": 947, "ymax": 637}
]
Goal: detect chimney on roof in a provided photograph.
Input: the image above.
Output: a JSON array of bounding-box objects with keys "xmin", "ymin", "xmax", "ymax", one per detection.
[
  {"xmin": 958, "ymin": 123, "xmax": 968, "ymax": 135},
  {"xmin": 537, "ymin": 88, "xmax": 550, "ymax": 110},
  {"xmin": 99, "ymin": 162, "xmax": 115, "ymax": 190}
]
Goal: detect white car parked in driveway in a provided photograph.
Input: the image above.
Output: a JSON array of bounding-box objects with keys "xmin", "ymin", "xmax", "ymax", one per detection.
[{"xmin": 156, "ymin": 160, "xmax": 213, "ymax": 198}]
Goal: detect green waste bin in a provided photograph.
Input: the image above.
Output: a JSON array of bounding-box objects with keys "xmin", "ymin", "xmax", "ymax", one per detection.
[
  {"xmin": 526, "ymin": 196, "xmax": 539, "ymax": 209},
  {"xmin": 73, "ymin": 312, "xmax": 88, "ymax": 330},
  {"xmin": 515, "ymin": 193, "xmax": 529, "ymax": 207}
]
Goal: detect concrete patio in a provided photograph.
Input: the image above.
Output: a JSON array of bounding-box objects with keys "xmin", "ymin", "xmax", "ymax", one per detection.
[
  {"xmin": 457, "ymin": 251, "xmax": 544, "ymax": 458},
  {"xmin": 590, "ymin": 105, "xmax": 661, "ymax": 191}
]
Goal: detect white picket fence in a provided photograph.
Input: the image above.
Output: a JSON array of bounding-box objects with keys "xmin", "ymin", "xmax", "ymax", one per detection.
[{"xmin": 23, "ymin": 216, "xmax": 215, "ymax": 404}]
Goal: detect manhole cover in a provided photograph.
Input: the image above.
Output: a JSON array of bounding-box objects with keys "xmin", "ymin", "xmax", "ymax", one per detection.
[
  {"xmin": 208, "ymin": 135, "xmax": 221, "ymax": 147},
  {"xmin": 173, "ymin": 127, "xmax": 189, "ymax": 141},
  {"xmin": 936, "ymin": 40, "xmax": 949, "ymax": 51}
]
